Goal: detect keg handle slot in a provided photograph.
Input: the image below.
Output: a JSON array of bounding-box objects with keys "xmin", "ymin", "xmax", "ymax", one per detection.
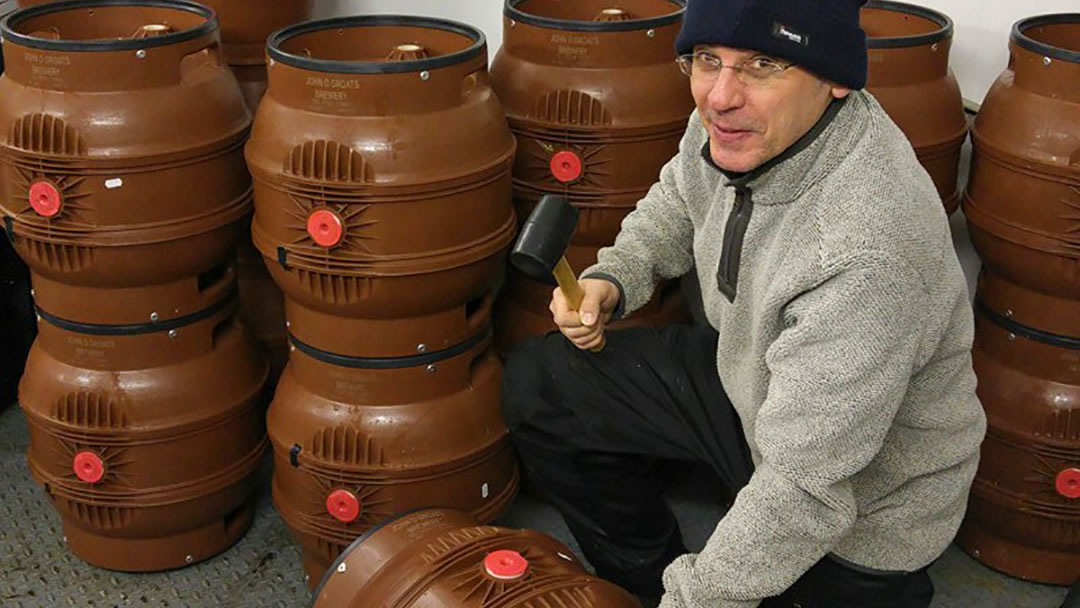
[
  {"xmin": 211, "ymin": 315, "xmax": 238, "ymax": 349},
  {"xmin": 180, "ymin": 42, "xmax": 223, "ymax": 86},
  {"xmin": 461, "ymin": 68, "xmax": 486, "ymax": 99},
  {"xmin": 465, "ymin": 292, "xmax": 495, "ymax": 334},
  {"xmin": 469, "ymin": 344, "xmax": 495, "ymax": 387},
  {"xmin": 222, "ymin": 503, "xmax": 248, "ymax": 538},
  {"xmin": 197, "ymin": 262, "xmax": 236, "ymax": 308}
]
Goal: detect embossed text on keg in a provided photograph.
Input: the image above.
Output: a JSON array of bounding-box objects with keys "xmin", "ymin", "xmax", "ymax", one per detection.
[
  {"xmin": 549, "ymin": 34, "xmax": 600, "ymax": 46},
  {"xmin": 305, "ymin": 76, "xmax": 361, "ymax": 89},
  {"xmin": 23, "ymin": 52, "xmax": 72, "ymax": 66},
  {"xmin": 66, "ymin": 336, "xmax": 116, "ymax": 350},
  {"xmin": 558, "ymin": 46, "xmax": 588, "ymax": 57},
  {"xmin": 314, "ymin": 90, "xmax": 347, "ymax": 101}
]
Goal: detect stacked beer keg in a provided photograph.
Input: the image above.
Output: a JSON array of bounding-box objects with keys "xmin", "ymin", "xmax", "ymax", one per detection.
[
  {"xmin": 491, "ymin": 0, "xmax": 694, "ymax": 350},
  {"xmin": 0, "ymin": 0, "xmax": 267, "ymax": 570},
  {"xmin": 0, "ymin": 0, "xmax": 35, "ymax": 409},
  {"xmin": 199, "ymin": 0, "xmax": 315, "ymax": 110},
  {"xmin": 958, "ymin": 13, "xmax": 1080, "ymax": 584},
  {"xmin": 196, "ymin": 0, "xmax": 317, "ymax": 387},
  {"xmin": 17, "ymin": 0, "xmax": 313, "ymax": 393},
  {"xmin": 861, "ymin": 0, "xmax": 968, "ymax": 214},
  {"xmin": 246, "ymin": 15, "xmax": 520, "ymax": 585}
]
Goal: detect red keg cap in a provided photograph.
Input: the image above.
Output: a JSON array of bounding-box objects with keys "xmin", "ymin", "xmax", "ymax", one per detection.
[
  {"xmin": 550, "ymin": 150, "xmax": 583, "ymax": 184},
  {"xmin": 73, "ymin": 451, "xmax": 105, "ymax": 484},
  {"xmin": 1057, "ymin": 468, "xmax": 1080, "ymax": 499},
  {"xmin": 29, "ymin": 181, "xmax": 62, "ymax": 218},
  {"xmin": 484, "ymin": 549, "xmax": 529, "ymax": 580},
  {"xmin": 307, "ymin": 209, "xmax": 344, "ymax": 248},
  {"xmin": 326, "ymin": 489, "xmax": 361, "ymax": 523}
]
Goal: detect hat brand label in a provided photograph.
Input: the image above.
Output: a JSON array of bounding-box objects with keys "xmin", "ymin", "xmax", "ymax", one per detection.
[{"xmin": 772, "ymin": 22, "xmax": 810, "ymax": 46}]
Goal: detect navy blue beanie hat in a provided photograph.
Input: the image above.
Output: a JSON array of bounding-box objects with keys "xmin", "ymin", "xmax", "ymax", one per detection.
[{"xmin": 675, "ymin": 0, "xmax": 869, "ymax": 90}]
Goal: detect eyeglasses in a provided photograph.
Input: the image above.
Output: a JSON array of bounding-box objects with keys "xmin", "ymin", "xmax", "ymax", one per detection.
[{"xmin": 676, "ymin": 51, "xmax": 794, "ymax": 84}]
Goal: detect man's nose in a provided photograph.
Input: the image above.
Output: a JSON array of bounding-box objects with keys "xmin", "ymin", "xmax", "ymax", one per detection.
[{"xmin": 706, "ymin": 68, "xmax": 746, "ymax": 113}]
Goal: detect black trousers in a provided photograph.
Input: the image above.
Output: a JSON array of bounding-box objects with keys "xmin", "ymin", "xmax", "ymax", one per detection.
[{"xmin": 502, "ymin": 326, "xmax": 934, "ymax": 608}]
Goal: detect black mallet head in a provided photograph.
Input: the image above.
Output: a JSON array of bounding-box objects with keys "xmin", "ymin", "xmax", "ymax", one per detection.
[{"xmin": 510, "ymin": 194, "xmax": 579, "ymax": 285}]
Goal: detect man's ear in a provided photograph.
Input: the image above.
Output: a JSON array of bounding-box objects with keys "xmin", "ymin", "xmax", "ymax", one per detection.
[{"xmin": 830, "ymin": 85, "xmax": 852, "ymax": 99}]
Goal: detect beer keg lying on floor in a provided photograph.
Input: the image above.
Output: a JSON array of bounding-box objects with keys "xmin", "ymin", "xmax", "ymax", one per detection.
[{"xmin": 312, "ymin": 508, "xmax": 642, "ymax": 608}]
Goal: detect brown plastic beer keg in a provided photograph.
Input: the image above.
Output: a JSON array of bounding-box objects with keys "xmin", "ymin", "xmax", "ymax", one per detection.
[
  {"xmin": 269, "ymin": 331, "xmax": 518, "ymax": 586},
  {"xmin": 200, "ymin": 0, "xmax": 314, "ymax": 109},
  {"xmin": 311, "ymin": 509, "xmax": 642, "ymax": 608},
  {"xmin": 14, "ymin": 0, "xmax": 315, "ymax": 109},
  {"xmin": 18, "ymin": 300, "xmax": 268, "ymax": 571},
  {"xmin": 0, "ymin": 0, "xmax": 252, "ymax": 327},
  {"xmin": 490, "ymin": 0, "xmax": 693, "ymax": 351},
  {"xmin": 248, "ymin": 14, "xmax": 520, "ymax": 586},
  {"xmin": 862, "ymin": 0, "xmax": 968, "ymax": 214},
  {"xmin": 246, "ymin": 15, "xmax": 516, "ymax": 359},
  {"xmin": 963, "ymin": 14, "xmax": 1080, "ymax": 332},
  {"xmin": 958, "ymin": 300, "xmax": 1080, "ymax": 584}
]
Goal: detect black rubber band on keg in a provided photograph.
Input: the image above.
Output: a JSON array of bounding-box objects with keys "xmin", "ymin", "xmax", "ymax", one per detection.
[
  {"xmin": 35, "ymin": 292, "xmax": 234, "ymax": 336},
  {"xmin": 974, "ymin": 298, "xmax": 1080, "ymax": 350},
  {"xmin": 288, "ymin": 326, "xmax": 490, "ymax": 369},
  {"xmin": 864, "ymin": 0, "xmax": 953, "ymax": 49},
  {"xmin": 1012, "ymin": 13, "xmax": 1080, "ymax": 64},
  {"xmin": 504, "ymin": 0, "xmax": 686, "ymax": 33},
  {"xmin": 267, "ymin": 15, "xmax": 486, "ymax": 75},
  {"xmin": 1, "ymin": 0, "xmax": 217, "ymax": 53},
  {"xmin": 309, "ymin": 506, "xmax": 446, "ymax": 607}
]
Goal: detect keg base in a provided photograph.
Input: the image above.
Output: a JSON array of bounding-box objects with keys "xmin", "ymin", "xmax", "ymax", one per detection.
[
  {"xmin": 61, "ymin": 500, "xmax": 255, "ymax": 572},
  {"xmin": 956, "ymin": 522, "xmax": 1080, "ymax": 585}
]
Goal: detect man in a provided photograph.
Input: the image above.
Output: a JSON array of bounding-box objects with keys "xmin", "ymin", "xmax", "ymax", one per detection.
[{"xmin": 501, "ymin": 0, "xmax": 987, "ymax": 606}]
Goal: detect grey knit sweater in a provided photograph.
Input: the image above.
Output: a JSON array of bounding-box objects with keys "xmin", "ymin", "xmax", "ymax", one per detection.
[{"xmin": 582, "ymin": 91, "xmax": 986, "ymax": 607}]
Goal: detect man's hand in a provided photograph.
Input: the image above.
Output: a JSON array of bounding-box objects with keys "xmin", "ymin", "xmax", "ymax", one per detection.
[{"xmin": 550, "ymin": 277, "xmax": 620, "ymax": 350}]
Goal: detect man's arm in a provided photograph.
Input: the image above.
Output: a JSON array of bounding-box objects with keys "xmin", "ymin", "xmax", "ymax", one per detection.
[
  {"xmin": 661, "ymin": 253, "xmax": 928, "ymax": 607},
  {"xmin": 581, "ymin": 135, "xmax": 696, "ymax": 318}
]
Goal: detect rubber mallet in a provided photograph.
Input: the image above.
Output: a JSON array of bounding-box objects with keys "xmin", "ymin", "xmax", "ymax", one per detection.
[{"xmin": 510, "ymin": 194, "xmax": 606, "ymax": 351}]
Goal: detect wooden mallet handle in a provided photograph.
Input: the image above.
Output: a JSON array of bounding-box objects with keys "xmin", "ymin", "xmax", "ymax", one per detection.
[{"xmin": 552, "ymin": 257, "xmax": 606, "ymax": 352}]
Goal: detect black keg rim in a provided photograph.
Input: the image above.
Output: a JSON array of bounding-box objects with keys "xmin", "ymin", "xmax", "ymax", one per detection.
[
  {"xmin": 1, "ymin": 0, "xmax": 217, "ymax": 53},
  {"xmin": 974, "ymin": 299, "xmax": 1080, "ymax": 350},
  {"xmin": 864, "ymin": 0, "xmax": 952, "ymax": 49},
  {"xmin": 267, "ymin": 15, "xmax": 486, "ymax": 75},
  {"xmin": 504, "ymin": 0, "xmax": 686, "ymax": 33},
  {"xmin": 35, "ymin": 293, "xmax": 233, "ymax": 336},
  {"xmin": 309, "ymin": 507, "xmax": 446, "ymax": 607},
  {"xmin": 1012, "ymin": 13, "xmax": 1080, "ymax": 64},
  {"xmin": 288, "ymin": 325, "xmax": 490, "ymax": 370}
]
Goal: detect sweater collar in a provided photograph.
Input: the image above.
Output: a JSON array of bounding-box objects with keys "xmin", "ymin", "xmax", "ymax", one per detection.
[{"xmin": 700, "ymin": 93, "xmax": 864, "ymax": 205}]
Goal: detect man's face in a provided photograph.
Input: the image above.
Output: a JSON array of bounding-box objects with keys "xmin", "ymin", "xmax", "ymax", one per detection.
[{"xmin": 689, "ymin": 45, "xmax": 851, "ymax": 173}]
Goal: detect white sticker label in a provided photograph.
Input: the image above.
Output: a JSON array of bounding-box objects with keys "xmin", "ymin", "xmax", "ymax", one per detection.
[
  {"xmin": 105, "ymin": 178, "xmax": 123, "ymax": 189},
  {"xmin": 481, "ymin": 483, "xmax": 490, "ymax": 499}
]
